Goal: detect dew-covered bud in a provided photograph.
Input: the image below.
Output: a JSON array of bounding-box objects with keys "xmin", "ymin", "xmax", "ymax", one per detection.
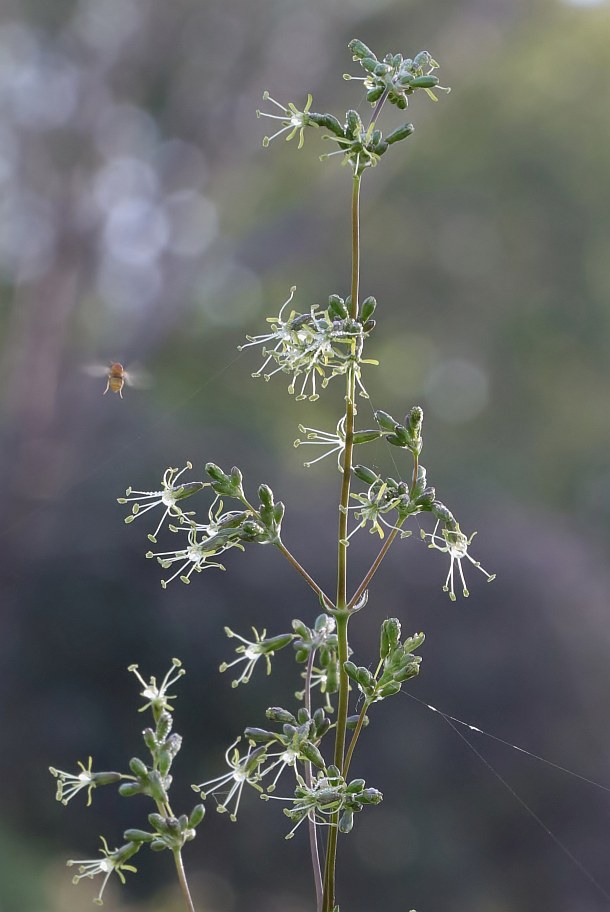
[
  {"xmin": 348, "ymin": 38, "xmax": 376, "ymax": 60},
  {"xmin": 266, "ymin": 706, "xmax": 297, "ymax": 724},
  {"xmin": 380, "ymin": 618, "xmax": 402, "ymax": 660}
]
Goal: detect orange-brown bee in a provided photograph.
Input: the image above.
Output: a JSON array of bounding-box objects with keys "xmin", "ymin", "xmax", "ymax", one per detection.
[
  {"xmin": 84, "ymin": 362, "xmax": 150, "ymax": 398},
  {"xmin": 105, "ymin": 361, "xmax": 128, "ymax": 397}
]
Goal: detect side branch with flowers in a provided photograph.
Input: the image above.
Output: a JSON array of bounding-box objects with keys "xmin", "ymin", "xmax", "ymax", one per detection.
[{"xmin": 51, "ymin": 38, "xmax": 494, "ymax": 912}]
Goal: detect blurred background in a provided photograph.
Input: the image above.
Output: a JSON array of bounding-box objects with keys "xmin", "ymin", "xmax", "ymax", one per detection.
[{"xmin": 2, "ymin": 0, "xmax": 610, "ymax": 909}]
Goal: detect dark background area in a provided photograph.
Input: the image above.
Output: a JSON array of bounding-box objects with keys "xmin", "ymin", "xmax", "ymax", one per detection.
[{"xmin": 2, "ymin": 0, "xmax": 610, "ymax": 910}]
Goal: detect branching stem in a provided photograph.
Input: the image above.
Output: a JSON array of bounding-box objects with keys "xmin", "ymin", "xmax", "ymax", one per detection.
[{"xmin": 275, "ymin": 540, "xmax": 335, "ymax": 610}]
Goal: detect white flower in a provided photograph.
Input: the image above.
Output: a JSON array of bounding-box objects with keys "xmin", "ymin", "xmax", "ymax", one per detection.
[
  {"xmin": 422, "ymin": 522, "xmax": 496, "ymax": 600},
  {"xmin": 346, "ymin": 480, "xmax": 407, "ymax": 543},
  {"xmin": 293, "ymin": 417, "xmax": 346, "ymax": 469},
  {"xmin": 49, "ymin": 756, "xmax": 96, "ymax": 806},
  {"xmin": 219, "ymin": 626, "xmax": 291, "ymax": 688},
  {"xmin": 67, "ymin": 837, "xmax": 139, "ymax": 906},
  {"xmin": 257, "ymin": 92, "xmax": 317, "ymax": 149},
  {"xmin": 118, "ymin": 463, "xmax": 205, "ymax": 542},
  {"xmin": 192, "ymin": 737, "xmax": 265, "ymax": 821},
  {"xmin": 260, "ymin": 746, "xmax": 300, "ymax": 793},
  {"xmin": 146, "ymin": 527, "xmax": 243, "ymax": 587},
  {"xmin": 128, "ymin": 657, "xmax": 185, "ymax": 714}
]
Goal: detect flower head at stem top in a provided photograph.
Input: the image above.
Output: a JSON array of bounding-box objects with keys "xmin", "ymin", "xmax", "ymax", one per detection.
[
  {"xmin": 128, "ymin": 657, "xmax": 185, "ymax": 716},
  {"xmin": 421, "ymin": 521, "xmax": 496, "ymax": 600},
  {"xmin": 117, "ymin": 463, "xmax": 206, "ymax": 542},
  {"xmin": 66, "ymin": 836, "xmax": 139, "ymax": 906},
  {"xmin": 257, "ymin": 92, "xmax": 317, "ymax": 149},
  {"xmin": 192, "ymin": 737, "xmax": 266, "ymax": 821}
]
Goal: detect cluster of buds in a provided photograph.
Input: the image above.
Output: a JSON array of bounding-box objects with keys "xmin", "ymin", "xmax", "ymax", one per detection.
[
  {"xmin": 266, "ymin": 766, "xmax": 382, "ymax": 839},
  {"xmin": 240, "ymin": 288, "xmax": 378, "ymax": 401},
  {"xmin": 257, "ymin": 39, "xmax": 448, "ymax": 176},
  {"xmin": 246, "ymin": 704, "xmax": 330, "ymax": 792},
  {"xmin": 346, "ymin": 38, "xmax": 450, "ymax": 108},
  {"xmin": 345, "ymin": 619, "xmax": 424, "ymax": 703}
]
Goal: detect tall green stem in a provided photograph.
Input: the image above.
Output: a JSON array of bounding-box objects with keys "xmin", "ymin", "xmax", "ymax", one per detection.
[{"xmin": 322, "ymin": 171, "xmax": 362, "ymax": 912}]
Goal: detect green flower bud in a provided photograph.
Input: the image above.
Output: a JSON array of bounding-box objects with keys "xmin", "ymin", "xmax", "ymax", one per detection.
[
  {"xmin": 345, "ymin": 714, "xmax": 364, "ymax": 730},
  {"xmin": 119, "ymin": 782, "xmax": 142, "ymax": 798},
  {"xmin": 300, "ymin": 741, "xmax": 326, "ymax": 770},
  {"xmin": 353, "ymin": 464, "xmax": 379, "ymax": 485},
  {"xmin": 148, "ymin": 813, "xmax": 169, "ymax": 833},
  {"xmin": 386, "ymin": 428, "xmax": 409, "ymax": 447},
  {"xmin": 328, "ymin": 294, "xmax": 349, "ymax": 319},
  {"xmin": 431, "ymin": 501, "xmax": 455, "ymax": 526},
  {"xmin": 346, "ymin": 109, "xmax": 363, "ymax": 137},
  {"xmin": 188, "ymin": 804, "xmax": 205, "ymax": 828},
  {"xmin": 410, "ymin": 75, "xmax": 439, "ymax": 89},
  {"xmin": 91, "ymin": 771, "xmax": 122, "ymax": 786},
  {"xmin": 374, "ymin": 410, "xmax": 399, "ymax": 432},
  {"xmin": 158, "ymin": 750, "xmax": 173, "ymax": 778},
  {"xmin": 123, "ymin": 828, "xmax": 153, "ymax": 843},
  {"xmin": 403, "ymin": 632, "xmax": 425, "ymax": 654},
  {"xmin": 378, "ymin": 682, "xmax": 402, "ymax": 698},
  {"xmin": 353, "ymin": 430, "xmax": 382, "ymax": 445},
  {"xmin": 143, "ymin": 728, "xmax": 157, "ymax": 752},
  {"xmin": 346, "ymin": 778, "xmax": 366, "ymax": 793},
  {"xmin": 380, "ymin": 618, "xmax": 402, "ymax": 660},
  {"xmin": 344, "ymin": 660, "xmax": 359, "ymax": 682},
  {"xmin": 292, "ymin": 619, "xmax": 310, "ymax": 637},
  {"xmin": 266, "ymin": 707, "xmax": 296, "ymax": 724},
  {"xmin": 367, "ymin": 86, "xmax": 385, "ymax": 103},
  {"xmin": 393, "ymin": 663, "xmax": 420, "ymax": 683},
  {"xmin": 258, "ymin": 484, "xmax": 274, "ymax": 508},
  {"xmin": 348, "ymin": 38, "xmax": 376, "ymax": 60},
  {"xmin": 205, "ymin": 463, "xmax": 228, "ymax": 483},
  {"xmin": 339, "ymin": 808, "xmax": 354, "ymax": 833},
  {"xmin": 360, "ymin": 296, "xmax": 377, "ymax": 322},
  {"xmin": 244, "ymin": 727, "xmax": 277, "ymax": 743},
  {"xmin": 308, "ymin": 112, "xmax": 345, "ymax": 137},
  {"xmin": 129, "ymin": 757, "xmax": 148, "ymax": 777},
  {"xmin": 385, "ymin": 123, "xmax": 415, "ymax": 145}
]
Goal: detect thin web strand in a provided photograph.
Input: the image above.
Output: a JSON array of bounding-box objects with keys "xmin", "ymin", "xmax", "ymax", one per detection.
[
  {"xmin": 403, "ymin": 691, "xmax": 610, "ymax": 794},
  {"xmin": 430, "ymin": 708, "xmax": 610, "ymax": 905}
]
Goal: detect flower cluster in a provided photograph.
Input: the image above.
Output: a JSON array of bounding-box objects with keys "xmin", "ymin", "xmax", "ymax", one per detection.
[
  {"xmin": 119, "ymin": 462, "xmax": 286, "ymax": 585},
  {"xmin": 240, "ymin": 288, "xmax": 377, "ymax": 401},
  {"xmin": 263, "ymin": 766, "xmax": 382, "ymax": 839},
  {"xmin": 51, "ymin": 661, "xmax": 206, "ymax": 906},
  {"xmin": 346, "ymin": 39, "xmax": 450, "ymax": 108}
]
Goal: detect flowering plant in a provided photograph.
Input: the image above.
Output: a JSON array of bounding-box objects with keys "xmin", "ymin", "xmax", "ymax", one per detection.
[{"xmin": 51, "ymin": 37, "xmax": 493, "ymax": 912}]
